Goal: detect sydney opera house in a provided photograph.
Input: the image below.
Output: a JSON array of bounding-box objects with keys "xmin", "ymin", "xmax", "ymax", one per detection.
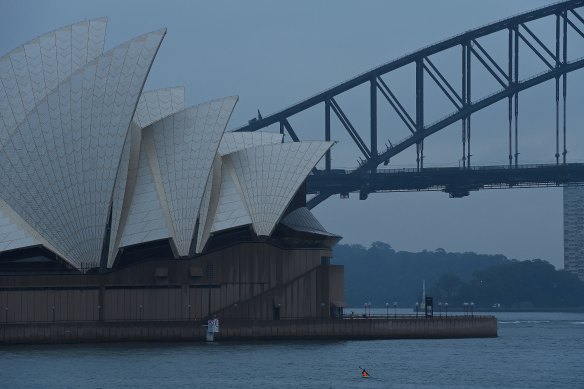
[{"xmin": 0, "ymin": 19, "xmax": 344, "ymax": 325}]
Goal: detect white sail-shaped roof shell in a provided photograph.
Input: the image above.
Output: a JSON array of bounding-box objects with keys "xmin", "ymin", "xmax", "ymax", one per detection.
[
  {"xmin": 225, "ymin": 141, "xmax": 333, "ymax": 236},
  {"xmin": 195, "ymin": 155, "xmax": 224, "ymax": 254},
  {"xmin": 135, "ymin": 96, "xmax": 238, "ymax": 257},
  {"xmin": 211, "ymin": 162, "xmax": 253, "ymax": 232},
  {"xmin": 117, "ymin": 139, "xmax": 172, "ymax": 249},
  {"xmin": 0, "ymin": 208, "xmax": 38, "ymax": 253},
  {"xmin": 107, "ymin": 123, "xmax": 140, "ymax": 265},
  {"xmin": 108, "ymin": 87, "xmax": 186, "ymax": 266},
  {"xmin": 0, "ymin": 21, "xmax": 338, "ymax": 270},
  {"xmin": 0, "ymin": 18, "xmax": 107, "ymax": 150},
  {"xmin": 195, "ymin": 132, "xmax": 284, "ymax": 252},
  {"xmin": 0, "ymin": 199, "xmax": 66, "ymax": 258},
  {"xmin": 0, "ymin": 28, "xmax": 166, "ymax": 268},
  {"xmin": 133, "ymin": 87, "xmax": 186, "ymax": 129},
  {"xmin": 0, "ymin": 18, "xmax": 107, "ymax": 259},
  {"xmin": 217, "ymin": 132, "xmax": 283, "ymax": 156}
]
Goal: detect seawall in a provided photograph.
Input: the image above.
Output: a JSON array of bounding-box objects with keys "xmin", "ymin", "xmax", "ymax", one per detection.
[{"xmin": 0, "ymin": 316, "xmax": 497, "ymax": 344}]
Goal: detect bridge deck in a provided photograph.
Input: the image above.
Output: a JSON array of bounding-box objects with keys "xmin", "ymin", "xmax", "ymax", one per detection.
[{"xmin": 307, "ymin": 163, "xmax": 584, "ymax": 200}]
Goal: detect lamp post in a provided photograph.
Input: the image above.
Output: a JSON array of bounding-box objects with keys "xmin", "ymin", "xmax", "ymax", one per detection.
[
  {"xmin": 321, "ymin": 302, "xmax": 325, "ymax": 318},
  {"xmin": 188, "ymin": 304, "xmax": 191, "ymax": 320},
  {"xmin": 463, "ymin": 302, "xmax": 469, "ymax": 316},
  {"xmin": 385, "ymin": 302, "xmax": 389, "ymax": 318},
  {"xmin": 444, "ymin": 302, "xmax": 448, "ymax": 318},
  {"xmin": 364, "ymin": 302, "xmax": 371, "ymax": 317},
  {"xmin": 470, "ymin": 302, "xmax": 474, "ymax": 317},
  {"xmin": 393, "ymin": 302, "xmax": 397, "ymax": 319},
  {"xmin": 415, "ymin": 302, "xmax": 419, "ymax": 318},
  {"xmin": 438, "ymin": 302, "xmax": 442, "ymax": 318}
]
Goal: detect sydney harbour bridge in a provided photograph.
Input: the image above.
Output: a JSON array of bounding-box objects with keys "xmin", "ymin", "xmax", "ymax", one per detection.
[{"xmin": 235, "ymin": 0, "xmax": 584, "ymax": 208}]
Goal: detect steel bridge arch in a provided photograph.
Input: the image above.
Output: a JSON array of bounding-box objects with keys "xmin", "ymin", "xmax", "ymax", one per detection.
[{"xmin": 234, "ymin": 0, "xmax": 584, "ymax": 207}]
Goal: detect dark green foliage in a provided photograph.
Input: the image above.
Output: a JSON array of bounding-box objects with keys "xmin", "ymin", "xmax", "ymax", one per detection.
[
  {"xmin": 432, "ymin": 273, "xmax": 464, "ymax": 302},
  {"xmin": 334, "ymin": 242, "xmax": 584, "ymax": 309},
  {"xmin": 334, "ymin": 242, "xmax": 508, "ymax": 307},
  {"xmin": 452, "ymin": 260, "xmax": 584, "ymax": 308}
]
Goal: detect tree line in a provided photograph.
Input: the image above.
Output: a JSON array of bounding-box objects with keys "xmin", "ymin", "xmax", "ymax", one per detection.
[{"xmin": 334, "ymin": 242, "xmax": 584, "ymax": 309}]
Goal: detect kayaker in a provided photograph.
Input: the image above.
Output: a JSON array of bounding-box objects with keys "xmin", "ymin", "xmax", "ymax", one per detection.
[{"xmin": 361, "ymin": 368, "xmax": 369, "ymax": 378}]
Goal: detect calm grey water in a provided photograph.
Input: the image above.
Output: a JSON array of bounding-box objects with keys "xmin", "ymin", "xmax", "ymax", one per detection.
[{"xmin": 1, "ymin": 311, "xmax": 583, "ymax": 389}]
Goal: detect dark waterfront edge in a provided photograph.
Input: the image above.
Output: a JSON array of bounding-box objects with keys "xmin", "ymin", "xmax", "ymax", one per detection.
[
  {"xmin": 0, "ymin": 316, "xmax": 497, "ymax": 344},
  {"xmin": 453, "ymin": 308, "xmax": 584, "ymax": 313}
]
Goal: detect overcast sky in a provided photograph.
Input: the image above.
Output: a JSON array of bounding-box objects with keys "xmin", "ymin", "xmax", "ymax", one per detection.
[{"xmin": 2, "ymin": 0, "xmax": 583, "ymax": 268}]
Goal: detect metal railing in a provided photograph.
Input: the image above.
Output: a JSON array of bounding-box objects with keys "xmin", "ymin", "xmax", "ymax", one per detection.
[{"xmin": 311, "ymin": 162, "xmax": 584, "ymax": 176}]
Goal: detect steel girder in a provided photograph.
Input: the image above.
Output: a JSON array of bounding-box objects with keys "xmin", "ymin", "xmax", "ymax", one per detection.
[
  {"xmin": 307, "ymin": 163, "xmax": 584, "ymax": 199},
  {"xmin": 232, "ymin": 0, "xmax": 584, "ymax": 208}
]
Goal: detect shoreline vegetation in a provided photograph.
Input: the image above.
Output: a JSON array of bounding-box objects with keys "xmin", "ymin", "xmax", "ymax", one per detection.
[{"xmin": 335, "ymin": 242, "xmax": 584, "ymax": 310}]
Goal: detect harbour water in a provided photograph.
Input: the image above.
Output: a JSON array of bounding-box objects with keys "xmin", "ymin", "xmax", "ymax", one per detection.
[{"xmin": 1, "ymin": 311, "xmax": 583, "ymax": 388}]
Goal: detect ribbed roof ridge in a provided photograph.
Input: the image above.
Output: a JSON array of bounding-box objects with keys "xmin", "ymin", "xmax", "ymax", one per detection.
[
  {"xmin": 146, "ymin": 95, "xmax": 238, "ymax": 256},
  {"xmin": 226, "ymin": 141, "xmax": 333, "ymax": 236},
  {"xmin": 0, "ymin": 28, "xmax": 166, "ymax": 268}
]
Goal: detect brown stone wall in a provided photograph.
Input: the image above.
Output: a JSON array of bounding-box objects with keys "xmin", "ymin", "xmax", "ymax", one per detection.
[
  {"xmin": 328, "ymin": 265, "xmax": 344, "ymax": 305},
  {"xmin": 0, "ymin": 288, "xmax": 99, "ymax": 323},
  {"xmin": 0, "ymin": 243, "xmax": 336, "ymax": 324}
]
